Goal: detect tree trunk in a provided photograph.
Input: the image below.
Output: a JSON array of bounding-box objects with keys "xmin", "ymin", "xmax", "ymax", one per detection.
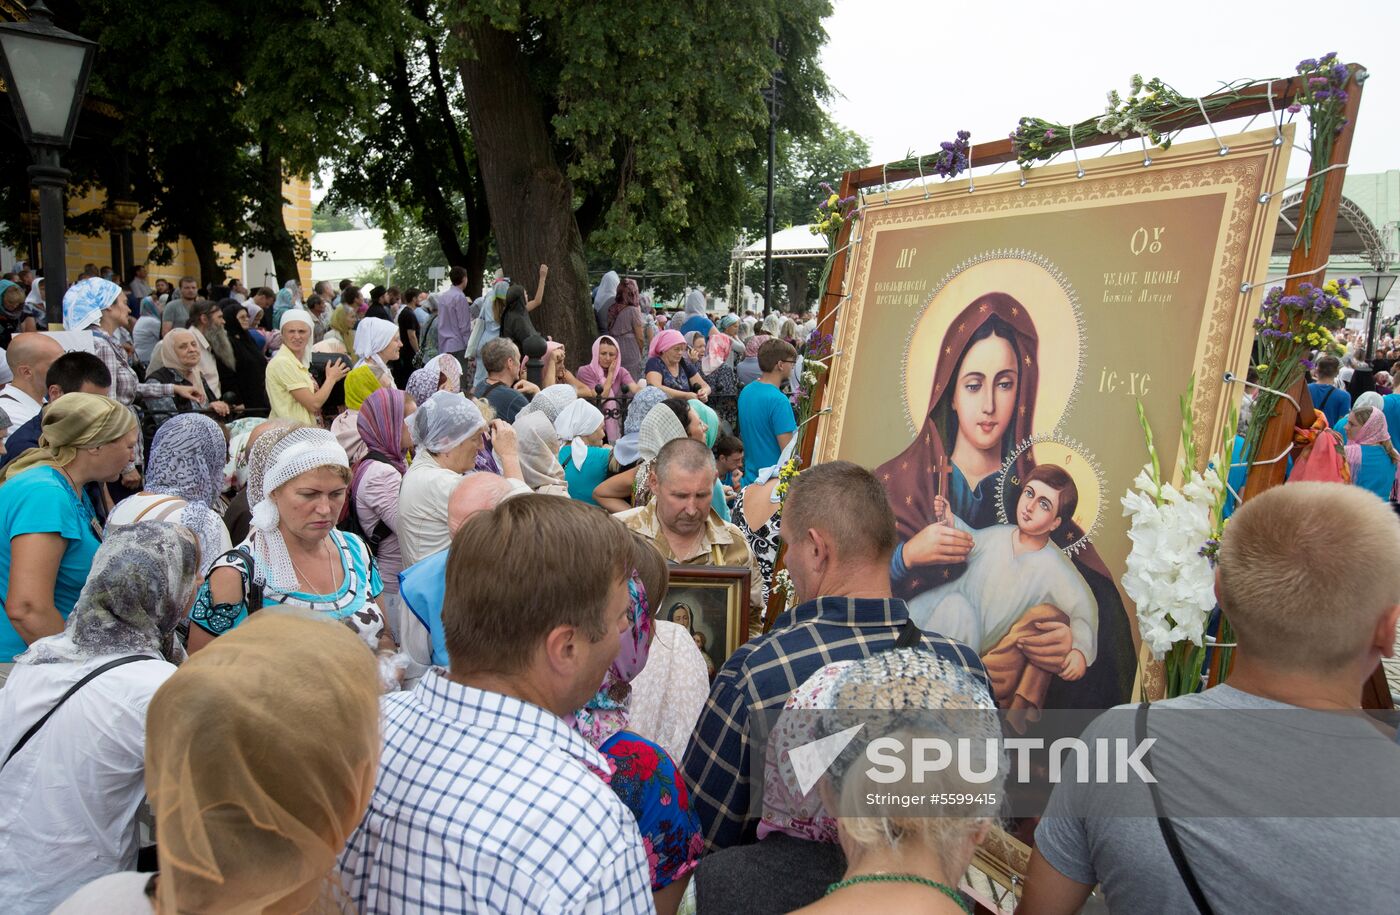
[
  {"xmin": 188, "ymin": 227, "xmax": 224, "ymax": 287},
  {"xmin": 255, "ymin": 139, "xmax": 303, "ymax": 286},
  {"xmin": 454, "ymin": 18, "xmax": 594, "ymax": 359},
  {"xmin": 780, "ymin": 260, "xmax": 810, "ymax": 313},
  {"xmin": 421, "ymin": 25, "xmax": 490, "ymax": 297}
]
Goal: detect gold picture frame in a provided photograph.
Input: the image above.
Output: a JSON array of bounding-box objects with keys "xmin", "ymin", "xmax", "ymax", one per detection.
[
  {"xmin": 661, "ymin": 565, "xmax": 751, "ymax": 677},
  {"xmin": 814, "ymin": 127, "xmax": 1294, "ymax": 894}
]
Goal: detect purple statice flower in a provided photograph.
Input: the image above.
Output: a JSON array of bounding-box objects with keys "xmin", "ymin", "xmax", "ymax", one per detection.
[
  {"xmin": 1287, "ymin": 102, "xmax": 1302, "ymax": 114},
  {"xmin": 1301, "ymin": 358, "xmax": 1317, "ymax": 373},
  {"xmin": 1297, "ymin": 58, "xmax": 1318, "ymax": 72}
]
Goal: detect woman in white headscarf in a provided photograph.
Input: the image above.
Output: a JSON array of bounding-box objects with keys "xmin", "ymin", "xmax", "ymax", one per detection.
[
  {"xmin": 679, "ymin": 289, "xmax": 716, "ymax": 341},
  {"xmin": 398, "ymin": 392, "xmax": 521, "ymax": 565},
  {"xmin": 553, "ymin": 399, "xmax": 608, "ymax": 505},
  {"xmin": 187, "ymin": 427, "xmax": 408, "ymax": 689},
  {"xmin": 352, "ymin": 316, "xmax": 402, "ymax": 389},
  {"xmin": 513, "ymin": 410, "xmax": 570, "ymax": 497},
  {"xmin": 0, "ymin": 523, "xmax": 201, "ymax": 912},
  {"xmin": 266, "ymin": 310, "xmax": 348, "ymax": 426},
  {"xmin": 592, "ymin": 270, "xmax": 620, "ymax": 332}
]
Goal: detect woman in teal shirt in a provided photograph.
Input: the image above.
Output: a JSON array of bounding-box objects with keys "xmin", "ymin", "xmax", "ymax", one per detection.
[
  {"xmin": 0, "ymin": 393, "xmax": 138, "ymax": 666},
  {"xmin": 1343, "ymin": 404, "xmax": 1400, "ymax": 501},
  {"xmin": 555, "ymin": 400, "xmax": 612, "ymax": 506}
]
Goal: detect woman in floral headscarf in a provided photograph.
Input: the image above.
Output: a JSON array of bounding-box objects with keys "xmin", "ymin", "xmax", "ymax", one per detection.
[
  {"xmin": 737, "ymin": 333, "xmax": 771, "ymax": 385},
  {"xmin": 570, "ymin": 535, "xmax": 702, "ymax": 913},
  {"xmin": 0, "ymin": 523, "xmax": 201, "ymax": 911},
  {"xmin": 350, "ymin": 387, "xmax": 416, "ymax": 593},
  {"xmin": 106, "ymin": 414, "xmax": 232, "ymax": 573}
]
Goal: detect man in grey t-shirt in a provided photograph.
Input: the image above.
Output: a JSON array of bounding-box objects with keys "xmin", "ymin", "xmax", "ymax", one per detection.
[
  {"xmin": 1022, "ymin": 483, "xmax": 1400, "ymax": 914},
  {"xmin": 162, "ymin": 275, "xmax": 198, "ymax": 336}
]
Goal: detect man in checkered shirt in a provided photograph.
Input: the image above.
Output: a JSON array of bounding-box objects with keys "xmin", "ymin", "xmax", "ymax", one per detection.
[
  {"xmin": 682, "ymin": 461, "xmax": 988, "ymax": 850},
  {"xmin": 339, "ymin": 496, "xmax": 652, "ymax": 913}
]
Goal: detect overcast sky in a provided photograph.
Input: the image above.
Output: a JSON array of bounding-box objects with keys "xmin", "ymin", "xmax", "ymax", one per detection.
[{"xmin": 820, "ymin": 0, "xmax": 1399, "ymax": 179}]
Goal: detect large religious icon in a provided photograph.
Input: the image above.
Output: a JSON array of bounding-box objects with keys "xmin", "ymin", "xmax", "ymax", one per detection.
[{"xmin": 817, "ymin": 126, "xmax": 1294, "ymax": 716}]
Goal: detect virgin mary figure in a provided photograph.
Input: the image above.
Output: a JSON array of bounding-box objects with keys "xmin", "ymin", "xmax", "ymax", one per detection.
[{"xmin": 879, "ymin": 292, "xmax": 1135, "ymax": 711}]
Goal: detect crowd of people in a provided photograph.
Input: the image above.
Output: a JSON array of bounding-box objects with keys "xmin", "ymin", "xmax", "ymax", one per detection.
[{"xmin": 0, "ymin": 260, "xmax": 1396, "ymax": 914}]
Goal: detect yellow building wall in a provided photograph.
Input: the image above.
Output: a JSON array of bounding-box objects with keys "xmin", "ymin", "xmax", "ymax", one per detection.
[{"xmin": 50, "ymin": 178, "xmax": 312, "ymax": 291}]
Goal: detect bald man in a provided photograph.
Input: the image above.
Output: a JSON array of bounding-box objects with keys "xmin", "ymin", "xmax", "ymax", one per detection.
[
  {"xmin": 398, "ymin": 473, "xmax": 531, "ymax": 671},
  {"xmin": 0, "ymin": 333, "xmax": 63, "ymax": 435}
]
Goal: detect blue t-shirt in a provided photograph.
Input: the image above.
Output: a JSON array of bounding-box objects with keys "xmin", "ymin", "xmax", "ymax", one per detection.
[
  {"xmin": 738, "ymin": 380, "xmax": 797, "ymax": 485},
  {"xmin": 559, "ymin": 445, "xmax": 613, "ymax": 506},
  {"xmin": 680, "ymin": 314, "xmax": 715, "ymax": 340},
  {"xmin": 1352, "ymin": 444, "xmax": 1396, "ymax": 501},
  {"xmin": 399, "ymin": 549, "xmax": 449, "ymax": 667},
  {"xmin": 0, "ymin": 466, "xmax": 102, "ymax": 661},
  {"xmin": 1308, "ymin": 382, "xmax": 1351, "ymax": 428}
]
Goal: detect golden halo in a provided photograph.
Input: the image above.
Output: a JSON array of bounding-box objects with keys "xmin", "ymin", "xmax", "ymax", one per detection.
[
  {"xmin": 996, "ymin": 434, "xmax": 1105, "ymax": 555},
  {"xmin": 902, "ymin": 250, "xmax": 1084, "ymax": 436}
]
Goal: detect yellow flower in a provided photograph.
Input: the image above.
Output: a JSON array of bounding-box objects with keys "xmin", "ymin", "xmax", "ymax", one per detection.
[
  {"xmin": 1256, "ymin": 364, "xmax": 1269, "ymax": 372},
  {"xmin": 827, "ymin": 194, "xmax": 839, "ymax": 207}
]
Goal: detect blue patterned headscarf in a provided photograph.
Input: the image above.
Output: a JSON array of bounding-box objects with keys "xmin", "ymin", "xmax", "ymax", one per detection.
[
  {"xmin": 273, "ymin": 287, "xmax": 296, "ymax": 326},
  {"xmin": 17, "ymin": 522, "xmax": 200, "ymax": 665},
  {"xmin": 62, "ymin": 276, "xmax": 122, "ymax": 331},
  {"xmin": 142, "ymin": 414, "xmax": 230, "ymax": 574}
]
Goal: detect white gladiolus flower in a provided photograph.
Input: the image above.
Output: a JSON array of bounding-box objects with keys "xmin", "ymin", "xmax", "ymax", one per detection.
[{"xmin": 1121, "ymin": 462, "xmax": 1221, "ymax": 661}]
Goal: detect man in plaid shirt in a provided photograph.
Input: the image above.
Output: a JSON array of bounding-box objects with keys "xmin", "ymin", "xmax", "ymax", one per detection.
[
  {"xmin": 682, "ymin": 461, "xmax": 988, "ymax": 850},
  {"xmin": 340, "ymin": 496, "xmax": 652, "ymax": 914}
]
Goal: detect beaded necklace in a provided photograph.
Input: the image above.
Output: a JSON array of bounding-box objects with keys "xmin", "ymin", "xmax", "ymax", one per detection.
[{"xmin": 825, "ymin": 872, "xmax": 969, "ymax": 913}]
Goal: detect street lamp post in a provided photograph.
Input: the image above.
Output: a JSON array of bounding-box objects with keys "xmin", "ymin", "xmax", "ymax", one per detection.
[
  {"xmin": 0, "ymin": 1, "xmax": 97, "ymax": 327},
  {"xmin": 1359, "ymin": 269, "xmax": 1398, "ymax": 361}
]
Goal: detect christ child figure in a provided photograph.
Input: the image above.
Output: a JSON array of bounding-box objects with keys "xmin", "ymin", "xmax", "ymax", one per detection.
[{"xmin": 907, "ymin": 463, "xmax": 1097, "ymax": 720}]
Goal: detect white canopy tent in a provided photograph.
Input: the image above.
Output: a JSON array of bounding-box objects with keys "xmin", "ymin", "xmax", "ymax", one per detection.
[
  {"xmin": 731, "ymin": 224, "xmax": 829, "ymax": 263},
  {"xmin": 728, "ymin": 225, "xmax": 828, "ymax": 313}
]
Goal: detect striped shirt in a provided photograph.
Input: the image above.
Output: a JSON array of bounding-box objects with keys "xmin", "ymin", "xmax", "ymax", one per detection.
[
  {"xmin": 338, "ymin": 671, "xmax": 653, "ymax": 914},
  {"xmin": 680, "ymin": 595, "xmax": 987, "ymax": 850}
]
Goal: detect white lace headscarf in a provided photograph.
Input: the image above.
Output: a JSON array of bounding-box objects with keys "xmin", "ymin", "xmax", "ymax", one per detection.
[
  {"xmin": 248, "ymin": 428, "xmax": 349, "ymax": 592},
  {"xmin": 411, "ymin": 391, "xmax": 485, "ymax": 455},
  {"xmin": 516, "ymin": 383, "xmax": 577, "ymax": 424}
]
